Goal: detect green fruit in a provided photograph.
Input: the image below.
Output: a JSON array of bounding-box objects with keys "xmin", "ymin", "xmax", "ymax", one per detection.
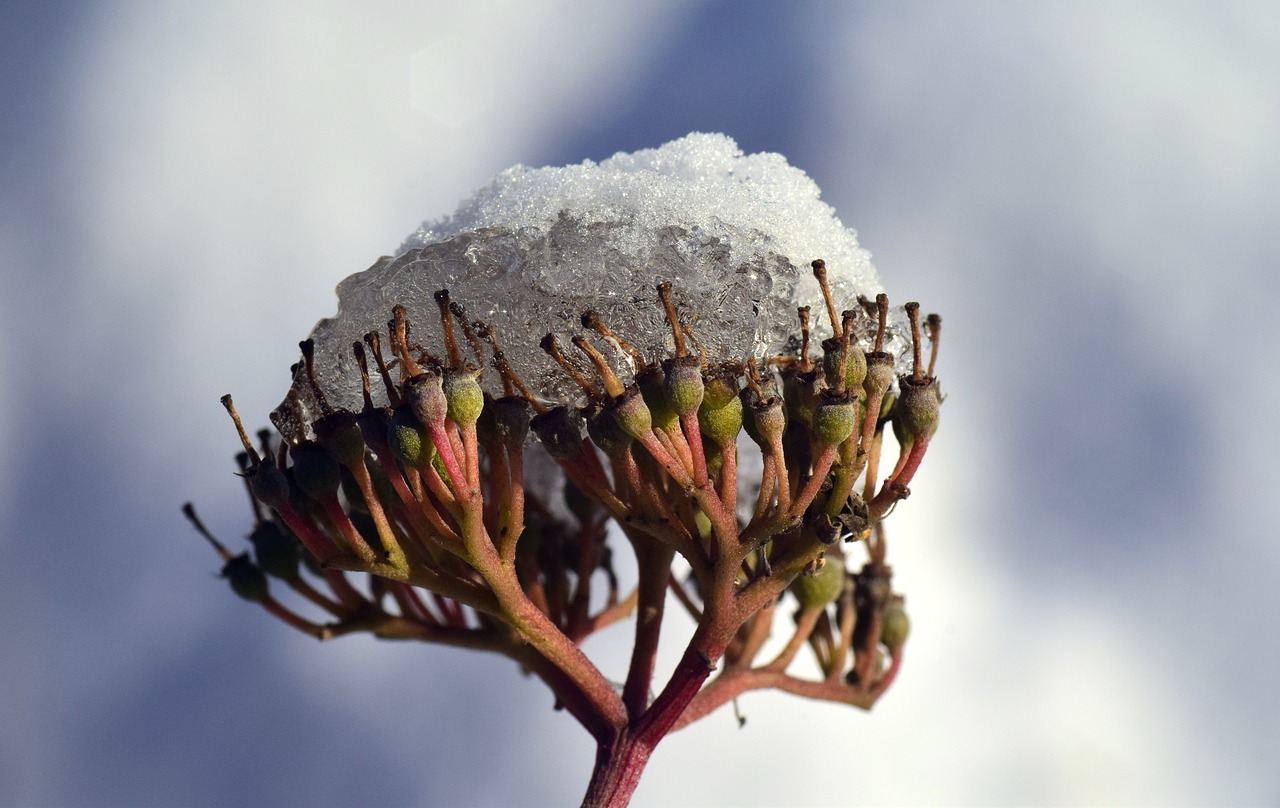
[
  {"xmin": 790, "ymin": 556, "xmax": 845, "ymax": 608},
  {"xmin": 879, "ymin": 601, "xmax": 910, "ymax": 649}
]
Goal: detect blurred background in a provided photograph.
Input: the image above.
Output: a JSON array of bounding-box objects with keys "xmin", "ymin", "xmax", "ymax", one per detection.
[{"xmin": 3, "ymin": 1, "xmax": 1278, "ymax": 805}]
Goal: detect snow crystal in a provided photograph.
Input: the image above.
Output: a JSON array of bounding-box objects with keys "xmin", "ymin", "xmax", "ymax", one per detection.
[{"xmin": 306, "ymin": 133, "xmax": 912, "ymax": 409}]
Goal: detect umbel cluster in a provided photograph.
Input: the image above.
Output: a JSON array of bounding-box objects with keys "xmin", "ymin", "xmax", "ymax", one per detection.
[{"xmin": 186, "ymin": 258, "xmax": 941, "ymax": 806}]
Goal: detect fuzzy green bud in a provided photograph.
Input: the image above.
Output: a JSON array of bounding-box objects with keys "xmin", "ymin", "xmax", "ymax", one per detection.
[
  {"xmin": 698, "ymin": 369, "xmax": 742, "ymax": 448},
  {"xmin": 863, "ymin": 352, "xmax": 895, "ymax": 400},
  {"xmin": 790, "ymin": 555, "xmax": 845, "ymax": 608},
  {"xmin": 443, "ymin": 367, "xmax": 484, "ymax": 426},
  {"xmin": 822, "ymin": 336, "xmax": 868, "ymax": 392},
  {"xmin": 608, "ymin": 386, "xmax": 654, "ymax": 440},
  {"xmin": 663, "ymin": 356, "xmax": 704, "ymax": 415},
  {"xmin": 387, "ymin": 406, "xmax": 431, "ymax": 467},
  {"xmin": 895, "ymin": 376, "xmax": 940, "ymax": 442},
  {"xmin": 812, "ymin": 390, "xmax": 857, "ymax": 446},
  {"xmin": 742, "ymin": 392, "xmax": 785, "ymax": 447}
]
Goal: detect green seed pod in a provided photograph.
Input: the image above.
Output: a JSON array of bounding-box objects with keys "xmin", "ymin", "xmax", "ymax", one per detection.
[
  {"xmin": 314, "ymin": 412, "xmax": 366, "ymax": 469},
  {"xmin": 586, "ymin": 403, "xmax": 633, "ymax": 458},
  {"xmin": 443, "ymin": 367, "xmax": 485, "ymax": 426},
  {"xmin": 879, "ymin": 599, "xmax": 910, "ymax": 650},
  {"xmin": 530, "ymin": 406, "xmax": 583, "ymax": 460},
  {"xmin": 223, "ymin": 553, "xmax": 269, "ymax": 602},
  {"xmin": 387, "ymin": 406, "xmax": 431, "ymax": 467},
  {"xmin": 789, "ymin": 555, "xmax": 845, "ymax": 609},
  {"xmin": 663, "ymin": 355, "xmax": 704, "ymax": 415},
  {"xmin": 698, "ymin": 369, "xmax": 742, "ymax": 448},
  {"xmin": 894, "ymin": 376, "xmax": 940, "ymax": 442},
  {"xmin": 406, "ymin": 371, "xmax": 447, "ymax": 428},
  {"xmin": 290, "ymin": 443, "xmax": 342, "ymax": 500},
  {"xmin": 637, "ymin": 366, "xmax": 677, "ymax": 430},
  {"xmin": 609, "ymin": 386, "xmax": 654, "ymax": 440},
  {"xmin": 248, "ymin": 522, "xmax": 302, "ymax": 580},
  {"xmin": 812, "ymin": 390, "xmax": 857, "ymax": 446}
]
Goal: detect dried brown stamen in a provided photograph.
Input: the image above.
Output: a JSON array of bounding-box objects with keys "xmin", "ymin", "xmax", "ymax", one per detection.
[
  {"xmin": 925, "ymin": 313, "xmax": 942, "ymax": 379},
  {"xmin": 905, "ymin": 302, "xmax": 923, "ymax": 382},
  {"xmin": 542, "ymin": 333, "xmax": 600, "ymax": 398},
  {"xmin": 221, "ymin": 394, "xmax": 260, "ymax": 466},
  {"xmin": 582, "ymin": 310, "xmax": 647, "ymax": 369},
  {"xmin": 873, "ymin": 293, "xmax": 888, "ymax": 353},
  {"xmin": 363, "ymin": 331, "xmax": 401, "ymax": 407},
  {"xmin": 571, "ymin": 335, "xmax": 626, "ymax": 399},
  {"xmin": 812, "ymin": 259, "xmax": 842, "ymax": 341},
  {"xmin": 657, "ymin": 281, "xmax": 687, "ymax": 358},
  {"xmin": 789, "ymin": 306, "xmax": 809, "ymax": 374}
]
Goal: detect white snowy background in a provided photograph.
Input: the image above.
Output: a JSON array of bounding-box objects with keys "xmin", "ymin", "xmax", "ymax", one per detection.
[{"xmin": 3, "ymin": 1, "xmax": 1278, "ymax": 805}]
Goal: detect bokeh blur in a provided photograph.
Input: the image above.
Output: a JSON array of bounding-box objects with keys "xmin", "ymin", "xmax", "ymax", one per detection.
[{"xmin": 3, "ymin": 2, "xmax": 1278, "ymax": 805}]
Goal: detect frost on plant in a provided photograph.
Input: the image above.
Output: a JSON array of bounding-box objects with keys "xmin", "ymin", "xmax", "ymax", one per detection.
[{"xmin": 187, "ymin": 134, "xmax": 943, "ymax": 808}]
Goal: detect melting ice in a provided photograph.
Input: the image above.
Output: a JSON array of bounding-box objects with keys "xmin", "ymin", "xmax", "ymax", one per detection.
[{"xmin": 305, "ymin": 132, "xmax": 912, "ymax": 410}]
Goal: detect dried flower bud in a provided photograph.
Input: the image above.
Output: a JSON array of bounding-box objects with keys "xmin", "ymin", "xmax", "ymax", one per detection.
[
  {"xmin": 248, "ymin": 522, "xmax": 302, "ymax": 580},
  {"xmin": 222, "ymin": 553, "xmax": 269, "ymax": 603},
  {"xmin": 314, "ymin": 412, "xmax": 366, "ymax": 469},
  {"xmin": 248, "ymin": 461, "xmax": 291, "ymax": 509},
  {"xmin": 530, "ymin": 406, "xmax": 584, "ymax": 460},
  {"xmin": 290, "ymin": 443, "xmax": 342, "ymax": 500},
  {"xmin": 586, "ymin": 403, "xmax": 633, "ymax": 458},
  {"xmin": 406, "ymin": 371, "xmax": 447, "ymax": 428},
  {"xmin": 809, "ymin": 511, "xmax": 843, "ymax": 545},
  {"xmin": 487, "ymin": 394, "xmax": 531, "ymax": 448}
]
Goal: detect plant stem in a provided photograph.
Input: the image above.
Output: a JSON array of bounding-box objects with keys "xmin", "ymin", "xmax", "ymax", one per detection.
[{"xmin": 581, "ymin": 731, "xmax": 652, "ymax": 808}]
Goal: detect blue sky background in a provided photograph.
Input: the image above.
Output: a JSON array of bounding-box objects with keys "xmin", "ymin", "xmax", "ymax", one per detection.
[{"xmin": 3, "ymin": 2, "xmax": 1279, "ymax": 805}]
